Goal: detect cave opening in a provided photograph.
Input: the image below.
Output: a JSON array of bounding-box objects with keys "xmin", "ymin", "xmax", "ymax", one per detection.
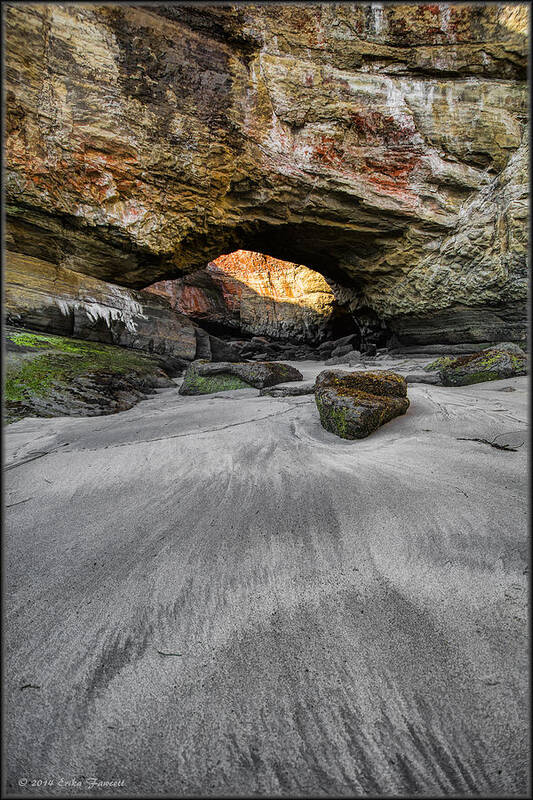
[{"xmin": 145, "ymin": 248, "xmax": 391, "ymax": 358}]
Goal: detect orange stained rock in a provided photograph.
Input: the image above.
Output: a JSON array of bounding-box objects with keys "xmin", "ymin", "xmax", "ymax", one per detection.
[{"xmin": 209, "ymin": 251, "xmax": 330, "ymax": 306}]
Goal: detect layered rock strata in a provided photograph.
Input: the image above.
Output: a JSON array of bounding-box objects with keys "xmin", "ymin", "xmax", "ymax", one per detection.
[
  {"xmin": 146, "ymin": 250, "xmax": 341, "ymax": 344},
  {"xmin": 4, "ymin": 4, "xmax": 528, "ymax": 347},
  {"xmin": 5, "ymin": 252, "xmax": 197, "ymax": 371}
]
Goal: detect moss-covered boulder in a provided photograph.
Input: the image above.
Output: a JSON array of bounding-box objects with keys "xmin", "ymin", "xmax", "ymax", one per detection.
[
  {"xmin": 4, "ymin": 327, "xmax": 174, "ymax": 423},
  {"xmin": 424, "ymin": 343, "xmax": 527, "ymax": 386},
  {"xmin": 314, "ymin": 369, "xmax": 410, "ymax": 440},
  {"xmin": 179, "ymin": 360, "xmax": 303, "ymax": 395}
]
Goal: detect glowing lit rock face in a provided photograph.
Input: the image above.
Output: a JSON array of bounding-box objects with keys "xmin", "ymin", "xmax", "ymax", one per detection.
[
  {"xmin": 4, "ymin": 4, "xmax": 528, "ymax": 345},
  {"xmin": 146, "ymin": 251, "xmax": 339, "ymax": 343}
]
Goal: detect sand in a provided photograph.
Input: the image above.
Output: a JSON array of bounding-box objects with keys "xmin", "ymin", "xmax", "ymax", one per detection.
[{"xmin": 4, "ymin": 360, "xmax": 529, "ymax": 796}]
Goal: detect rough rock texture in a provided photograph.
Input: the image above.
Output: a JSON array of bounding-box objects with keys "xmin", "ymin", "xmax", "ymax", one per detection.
[
  {"xmin": 404, "ymin": 371, "xmax": 442, "ymax": 385},
  {"xmin": 387, "ymin": 303, "xmax": 528, "ymax": 350},
  {"xmin": 325, "ymin": 350, "xmax": 363, "ymax": 367},
  {"xmin": 259, "ymin": 380, "xmax": 316, "ymax": 397},
  {"xmin": 383, "ymin": 138, "xmax": 529, "ymax": 345},
  {"xmin": 146, "ymin": 250, "xmax": 340, "ymax": 344},
  {"xmin": 179, "ymin": 360, "xmax": 303, "ymax": 395},
  {"xmin": 331, "ymin": 344, "xmax": 354, "ymax": 359},
  {"xmin": 4, "ymin": 4, "xmax": 528, "ymax": 346},
  {"xmin": 206, "ymin": 332, "xmax": 245, "ymax": 363},
  {"xmin": 191, "ymin": 325, "xmax": 244, "ymax": 364},
  {"xmin": 5, "ymin": 251, "xmax": 197, "ymax": 372},
  {"xmin": 389, "ymin": 340, "xmax": 525, "ymax": 357},
  {"xmin": 315, "ymin": 369, "xmax": 410, "ymax": 439},
  {"xmin": 192, "ymin": 326, "xmax": 212, "ymax": 361},
  {"xmin": 425, "ymin": 343, "xmax": 527, "ymax": 386},
  {"xmin": 4, "ymin": 327, "xmax": 174, "ymax": 423}
]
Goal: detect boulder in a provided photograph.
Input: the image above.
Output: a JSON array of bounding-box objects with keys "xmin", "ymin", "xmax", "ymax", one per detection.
[
  {"xmin": 4, "ymin": 326, "xmax": 174, "ymax": 424},
  {"xmin": 404, "ymin": 371, "xmax": 442, "ymax": 385},
  {"xmin": 179, "ymin": 360, "xmax": 303, "ymax": 395},
  {"xmin": 260, "ymin": 381, "xmax": 316, "ymax": 397},
  {"xmin": 276, "ymin": 342, "xmax": 298, "ymax": 351},
  {"xmin": 314, "ymin": 369, "xmax": 410, "ymax": 440},
  {"xmin": 208, "ymin": 334, "xmax": 243, "ymax": 363},
  {"xmin": 330, "ymin": 334, "xmax": 359, "ymax": 350},
  {"xmin": 492, "ymin": 341, "xmax": 526, "ymax": 355},
  {"xmin": 424, "ymin": 344, "xmax": 527, "ymax": 387},
  {"xmin": 325, "ymin": 350, "xmax": 363, "ymax": 366},
  {"xmin": 317, "ymin": 342, "xmax": 334, "ymax": 353},
  {"xmin": 193, "ymin": 327, "xmax": 212, "ymax": 360},
  {"xmin": 330, "ymin": 344, "xmax": 354, "ymax": 359}
]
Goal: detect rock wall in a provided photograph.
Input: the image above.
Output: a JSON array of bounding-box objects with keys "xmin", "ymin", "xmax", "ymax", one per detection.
[
  {"xmin": 4, "ymin": 4, "xmax": 529, "ymax": 345},
  {"xmin": 145, "ymin": 251, "xmax": 342, "ymax": 344},
  {"xmin": 5, "ymin": 252, "xmax": 197, "ymax": 369},
  {"xmin": 377, "ymin": 135, "xmax": 529, "ymax": 345}
]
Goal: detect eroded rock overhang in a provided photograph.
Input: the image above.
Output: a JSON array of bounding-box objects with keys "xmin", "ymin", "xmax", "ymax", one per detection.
[
  {"xmin": 4, "ymin": 3, "xmax": 529, "ymax": 343},
  {"xmin": 145, "ymin": 250, "xmax": 354, "ymax": 345}
]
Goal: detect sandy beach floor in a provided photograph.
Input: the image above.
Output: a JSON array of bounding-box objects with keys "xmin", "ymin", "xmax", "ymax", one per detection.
[{"xmin": 4, "ymin": 360, "xmax": 529, "ymax": 796}]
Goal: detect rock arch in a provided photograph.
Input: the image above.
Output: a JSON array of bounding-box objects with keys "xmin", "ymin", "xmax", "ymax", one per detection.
[{"xmin": 4, "ymin": 3, "xmax": 528, "ymax": 347}]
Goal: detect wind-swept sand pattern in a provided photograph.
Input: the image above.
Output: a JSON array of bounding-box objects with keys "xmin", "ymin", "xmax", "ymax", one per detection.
[{"xmin": 4, "ymin": 363, "xmax": 528, "ymax": 796}]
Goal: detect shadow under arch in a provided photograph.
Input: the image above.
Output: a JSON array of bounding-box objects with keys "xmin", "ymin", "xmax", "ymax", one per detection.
[{"xmin": 145, "ymin": 247, "xmax": 392, "ymax": 351}]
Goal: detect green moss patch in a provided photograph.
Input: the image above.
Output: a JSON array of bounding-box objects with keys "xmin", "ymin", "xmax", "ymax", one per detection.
[
  {"xmin": 424, "ymin": 356, "xmax": 456, "ymax": 372},
  {"xmin": 4, "ymin": 327, "xmax": 171, "ymax": 423},
  {"xmin": 179, "ymin": 359, "xmax": 303, "ymax": 395},
  {"xmin": 315, "ymin": 393, "xmax": 350, "ymax": 439},
  {"xmin": 314, "ymin": 369, "xmax": 410, "ymax": 440},
  {"xmin": 425, "ymin": 345, "xmax": 527, "ymax": 387},
  {"xmin": 180, "ymin": 372, "xmax": 251, "ymax": 395}
]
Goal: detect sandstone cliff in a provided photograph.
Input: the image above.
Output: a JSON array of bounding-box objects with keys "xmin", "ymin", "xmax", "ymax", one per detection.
[
  {"xmin": 5, "ymin": 251, "xmax": 197, "ymax": 369},
  {"xmin": 4, "ymin": 3, "xmax": 528, "ymax": 345}
]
